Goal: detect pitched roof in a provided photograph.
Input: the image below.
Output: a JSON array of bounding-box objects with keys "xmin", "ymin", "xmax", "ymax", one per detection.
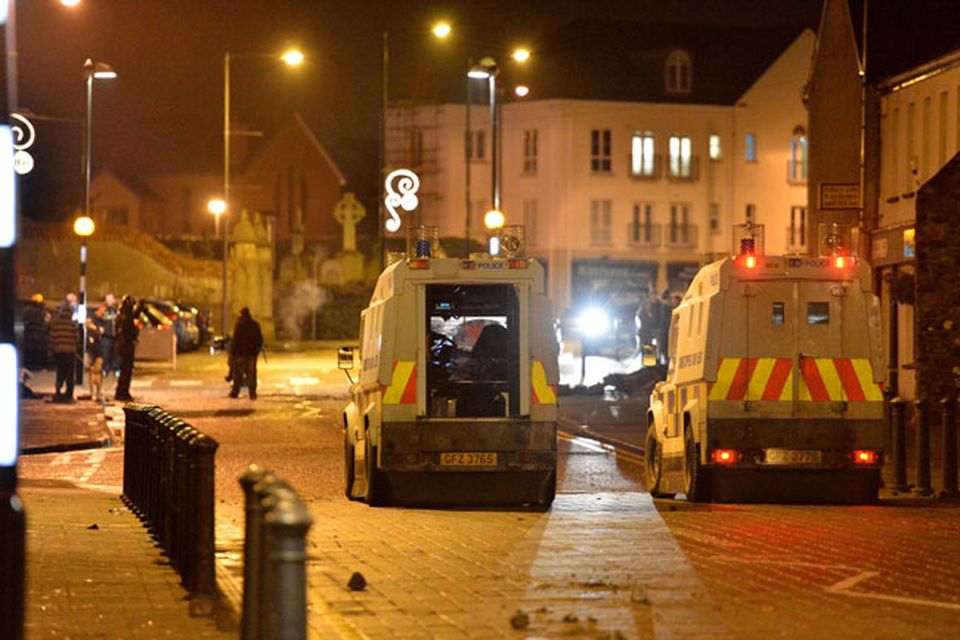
[
  {"xmin": 241, "ymin": 112, "xmax": 347, "ymax": 186},
  {"xmin": 500, "ymin": 19, "xmax": 810, "ymax": 106}
]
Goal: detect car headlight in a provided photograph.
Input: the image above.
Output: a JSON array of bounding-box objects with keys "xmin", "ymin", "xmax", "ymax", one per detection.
[{"xmin": 577, "ymin": 307, "xmax": 609, "ymax": 338}]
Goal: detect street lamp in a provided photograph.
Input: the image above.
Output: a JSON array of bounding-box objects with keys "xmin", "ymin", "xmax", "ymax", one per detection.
[
  {"xmin": 207, "ymin": 197, "xmax": 225, "ymax": 236},
  {"xmin": 380, "ymin": 21, "xmax": 451, "ymax": 268},
  {"xmin": 81, "ymin": 58, "xmax": 115, "ymax": 385},
  {"xmin": 221, "ymin": 48, "xmax": 303, "ymax": 335}
]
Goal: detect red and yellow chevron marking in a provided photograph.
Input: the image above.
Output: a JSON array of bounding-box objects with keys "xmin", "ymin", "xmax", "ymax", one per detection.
[
  {"xmin": 708, "ymin": 358, "xmax": 794, "ymax": 401},
  {"xmin": 381, "ymin": 361, "xmax": 417, "ymax": 404},
  {"xmin": 531, "ymin": 360, "xmax": 557, "ymax": 405},
  {"xmin": 708, "ymin": 357, "xmax": 882, "ymax": 402},
  {"xmin": 799, "ymin": 358, "xmax": 883, "ymax": 402}
]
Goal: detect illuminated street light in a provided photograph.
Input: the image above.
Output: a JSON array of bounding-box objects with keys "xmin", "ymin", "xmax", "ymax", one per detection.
[
  {"xmin": 60, "ymin": 0, "xmax": 82, "ymax": 6},
  {"xmin": 222, "ymin": 48, "xmax": 304, "ymax": 334},
  {"xmin": 207, "ymin": 197, "xmax": 226, "ymax": 235},
  {"xmin": 483, "ymin": 209, "xmax": 505, "ymax": 230},
  {"xmin": 514, "ymin": 84, "xmax": 530, "ymax": 98},
  {"xmin": 432, "ymin": 21, "xmax": 452, "ymax": 39},
  {"xmin": 512, "ymin": 48, "xmax": 531, "ymax": 63},
  {"xmin": 73, "ymin": 215, "xmax": 95, "ymax": 237}
]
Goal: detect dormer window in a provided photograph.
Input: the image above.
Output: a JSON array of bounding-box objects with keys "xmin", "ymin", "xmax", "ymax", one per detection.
[{"xmin": 665, "ymin": 50, "xmax": 692, "ymax": 94}]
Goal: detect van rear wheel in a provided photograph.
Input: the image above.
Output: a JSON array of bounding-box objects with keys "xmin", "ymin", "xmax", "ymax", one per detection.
[
  {"xmin": 344, "ymin": 430, "xmax": 357, "ymax": 500},
  {"xmin": 364, "ymin": 433, "xmax": 389, "ymax": 506},
  {"xmin": 683, "ymin": 424, "xmax": 710, "ymax": 502},
  {"xmin": 644, "ymin": 424, "xmax": 673, "ymax": 498}
]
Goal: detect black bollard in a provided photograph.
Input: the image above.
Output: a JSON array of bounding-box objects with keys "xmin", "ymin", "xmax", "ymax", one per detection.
[
  {"xmin": 258, "ymin": 482, "xmax": 296, "ymax": 640},
  {"xmin": 266, "ymin": 492, "xmax": 313, "ymax": 640},
  {"xmin": 940, "ymin": 396, "xmax": 959, "ymax": 499},
  {"xmin": 889, "ymin": 397, "xmax": 910, "ymax": 491},
  {"xmin": 913, "ymin": 398, "xmax": 934, "ymax": 496},
  {"xmin": 189, "ymin": 433, "xmax": 219, "ymax": 616},
  {"xmin": 240, "ymin": 465, "xmax": 271, "ymax": 640}
]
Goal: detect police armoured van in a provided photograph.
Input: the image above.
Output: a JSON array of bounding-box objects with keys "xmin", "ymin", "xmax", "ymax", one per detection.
[
  {"xmin": 644, "ymin": 224, "xmax": 885, "ymax": 503},
  {"xmin": 339, "ymin": 227, "xmax": 559, "ymax": 506}
]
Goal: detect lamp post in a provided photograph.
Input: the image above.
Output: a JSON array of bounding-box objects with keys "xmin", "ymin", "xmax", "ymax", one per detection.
[
  {"xmin": 221, "ymin": 48, "xmax": 303, "ymax": 336},
  {"xmin": 80, "ymin": 59, "xmax": 115, "ymax": 384},
  {"xmin": 380, "ymin": 22, "xmax": 451, "ymax": 268},
  {"xmin": 467, "ymin": 49, "xmax": 530, "ymax": 253}
]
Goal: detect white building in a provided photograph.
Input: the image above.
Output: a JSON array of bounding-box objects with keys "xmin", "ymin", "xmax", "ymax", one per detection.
[{"xmin": 386, "ymin": 29, "xmax": 815, "ymax": 315}]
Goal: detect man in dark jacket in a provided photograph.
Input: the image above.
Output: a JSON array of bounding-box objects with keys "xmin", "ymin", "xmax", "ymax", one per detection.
[
  {"xmin": 49, "ymin": 297, "xmax": 79, "ymax": 402},
  {"xmin": 114, "ymin": 295, "xmax": 139, "ymax": 402},
  {"xmin": 229, "ymin": 307, "xmax": 263, "ymax": 399}
]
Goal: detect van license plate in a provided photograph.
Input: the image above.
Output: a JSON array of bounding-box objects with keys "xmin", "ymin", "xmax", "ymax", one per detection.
[
  {"xmin": 440, "ymin": 452, "xmax": 497, "ymax": 467},
  {"xmin": 765, "ymin": 449, "xmax": 822, "ymax": 465}
]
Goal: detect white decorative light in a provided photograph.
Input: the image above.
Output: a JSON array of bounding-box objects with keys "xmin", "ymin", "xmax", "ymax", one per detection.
[
  {"xmin": 0, "ymin": 344, "xmax": 18, "ymax": 466},
  {"xmin": 384, "ymin": 169, "xmax": 420, "ymax": 233},
  {"xmin": 0, "ymin": 126, "xmax": 15, "ymax": 248},
  {"xmin": 12, "ymin": 113, "xmax": 37, "ymax": 176}
]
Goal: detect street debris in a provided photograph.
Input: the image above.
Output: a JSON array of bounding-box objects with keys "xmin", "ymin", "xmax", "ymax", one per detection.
[
  {"xmin": 86, "ymin": 523, "xmax": 99, "ymax": 530},
  {"xmin": 509, "ymin": 609, "xmax": 530, "ymax": 629},
  {"xmin": 347, "ymin": 571, "xmax": 367, "ymax": 591}
]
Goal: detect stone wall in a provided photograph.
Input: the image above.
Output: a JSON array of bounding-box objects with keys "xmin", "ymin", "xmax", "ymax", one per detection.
[
  {"xmin": 18, "ymin": 221, "xmax": 221, "ymax": 309},
  {"xmin": 915, "ymin": 153, "xmax": 960, "ymax": 401}
]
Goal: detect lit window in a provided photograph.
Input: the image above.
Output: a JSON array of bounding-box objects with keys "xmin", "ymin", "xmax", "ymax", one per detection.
[
  {"xmin": 590, "ymin": 129, "xmax": 612, "ymax": 173},
  {"xmin": 745, "ymin": 133, "xmax": 757, "ymax": 162},
  {"xmin": 665, "ymin": 50, "xmax": 692, "ymax": 94},
  {"xmin": 789, "ymin": 126, "xmax": 807, "ymax": 182},
  {"xmin": 668, "ymin": 135, "xmax": 692, "ymax": 178},
  {"xmin": 709, "ymin": 133, "xmax": 722, "ymax": 160},
  {"xmin": 631, "ymin": 131, "xmax": 656, "ymax": 177}
]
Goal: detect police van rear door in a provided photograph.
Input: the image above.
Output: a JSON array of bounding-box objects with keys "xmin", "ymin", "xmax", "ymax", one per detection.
[{"xmin": 743, "ymin": 279, "xmax": 796, "ymax": 418}]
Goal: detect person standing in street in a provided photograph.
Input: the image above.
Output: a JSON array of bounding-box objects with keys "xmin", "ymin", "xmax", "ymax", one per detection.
[
  {"xmin": 84, "ymin": 317, "xmax": 104, "ymax": 402},
  {"xmin": 49, "ymin": 295, "xmax": 79, "ymax": 403},
  {"xmin": 229, "ymin": 307, "xmax": 263, "ymax": 399},
  {"xmin": 96, "ymin": 293, "xmax": 119, "ymax": 381},
  {"xmin": 114, "ymin": 295, "xmax": 139, "ymax": 402}
]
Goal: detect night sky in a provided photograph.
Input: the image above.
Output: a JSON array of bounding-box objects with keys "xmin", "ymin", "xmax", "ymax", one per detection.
[{"xmin": 13, "ymin": 0, "xmax": 959, "ymax": 221}]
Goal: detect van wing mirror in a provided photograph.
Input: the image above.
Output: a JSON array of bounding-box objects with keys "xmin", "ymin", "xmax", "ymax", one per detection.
[
  {"xmin": 337, "ymin": 347, "xmax": 354, "ymax": 370},
  {"xmin": 641, "ymin": 344, "xmax": 657, "ymax": 368}
]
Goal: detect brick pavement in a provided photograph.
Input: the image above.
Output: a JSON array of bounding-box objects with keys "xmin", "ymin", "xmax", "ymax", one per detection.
[{"xmin": 16, "ymin": 374, "xmax": 238, "ymax": 639}]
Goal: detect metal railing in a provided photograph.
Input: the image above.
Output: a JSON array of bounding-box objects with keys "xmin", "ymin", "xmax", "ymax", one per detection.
[
  {"xmin": 666, "ymin": 155, "xmax": 700, "ymax": 182},
  {"xmin": 664, "ymin": 223, "xmax": 698, "ymax": 248},
  {"xmin": 625, "ymin": 222, "xmax": 661, "ymax": 248},
  {"xmin": 786, "ymin": 159, "xmax": 808, "ymax": 184},
  {"xmin": 785, "ymin": 225, "xmax": 808, "ymax": 253},
  {"xmin": 122, "ymin": 404, "xmax": 219, "ymax": 614},
  {"xmin": 627, "ymin": 153, "xmax": 662, "ymax": 180}
]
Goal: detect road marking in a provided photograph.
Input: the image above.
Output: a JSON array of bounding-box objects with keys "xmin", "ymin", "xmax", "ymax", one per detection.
[
  {"xmin": 169, "ymin": 379, "xmax": 203, "ymax": 387},
  {"xmin": 290, "ymin": 377, "xmax": 321, "ymax": 386},
  {"xmin": 130, "ymin": 379, "xmax": 154, "ymax": 388},
  {"xmin": 826, "ymin": 571, "xmax": 960, "ymax": 611},
  {"xmin": 558, "ymin": 431, "xmax": 644, "ymax": 466}
]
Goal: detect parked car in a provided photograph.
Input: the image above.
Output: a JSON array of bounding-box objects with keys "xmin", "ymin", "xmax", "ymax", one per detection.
[
  {"xmin": 140, "ymin": 299, "xmax": 201, "ymax": 352},
  {"xmin": 176, "ymin": 301, "xmax": 212, "ymax": 345}
]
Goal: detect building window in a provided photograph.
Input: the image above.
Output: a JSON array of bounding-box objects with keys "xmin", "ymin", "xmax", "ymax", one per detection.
[
  {"xmin": 665, "ymin": 50, "xmax": 692, "ymax": 94},
  {"xmin": 631, "ymin": 131, "xmax": 656, "ymax": 177},
  {"xmin": 410, "ymin": 129, "xmax": 423, "ymax": 166},
  {"xmin": 789, "ymin": 126, "xmax": 808, "ymax": 182},
  {"xmin": 523, "ymin": 199, "xmax": 538, "ymax": 247},
  {"xmin": 788, "ymin": 205, "xmax": 807, "ymax": 250},
  {"xmin": 709, "ymin": 202, "xmax": 720, "ymax": 234},
  {"xmin": 745, "ymin": 203, "xmax": 756, "ymax": 223},
  {"xmin": 669, "ymin": 202, "xmax": 691, "ymax": 245},
  {"xmin": 745, "ymin": 133, "xmax": 757, "ymax": 162},
  {"xmin": 709, "ymin": 133, "xmax": 722, "ymax": 161},
  {"xmin": 772, "ymin": 302, "xmax": 785, "ymax": 325},
  {"xmin": 590, "ymin": 199, "xmax": 612, "ymax": 244},
  {"xmin": 522, "ymin": 129, "xmax": 538, "ymax": 174},
  {"xmin": 590, "ymin": 129, "xmax": 612, "ymax": 173},
  {"xmin": 630, "ymin": 202, "xmax": 654, "ymax": 243},
  {"xmin": 668, "ymin": 135, "xmax": 692, "ymax": 178},
  {"xmin": 103, "ymin": 206, "xmax": 129, "ymax": 226},
  {"xmin": 465, "ymin": 130, "xmax": 486, "ymax": 161}
]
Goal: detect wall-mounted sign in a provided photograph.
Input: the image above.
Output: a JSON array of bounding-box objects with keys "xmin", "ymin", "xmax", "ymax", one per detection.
[
  {"xmin": 819, "ymin": 182, "xmax": 860, "ymax": 210},
  {"xmin": 11, "ymin": 113, "xmax": 36, "ymax": 175},
  {"xmin": 384, "ymin": 169, "xmax": 419, "ymax": 233}
]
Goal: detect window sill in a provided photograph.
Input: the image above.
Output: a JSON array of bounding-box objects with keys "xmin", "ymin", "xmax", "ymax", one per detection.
[{"xmin": 589, "ymin": 171, "xmax": 615, "ymax": 177}]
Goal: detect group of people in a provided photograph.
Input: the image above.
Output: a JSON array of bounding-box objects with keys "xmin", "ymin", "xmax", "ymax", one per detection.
[{"xmin": 48, "ymin": 292, "xmax": 139, "ymax": 403}]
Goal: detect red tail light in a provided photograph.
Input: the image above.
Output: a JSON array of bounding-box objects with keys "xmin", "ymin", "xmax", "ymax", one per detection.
[
  {"xmin": 852, "ymin": 449, "xmax": 878, "ymax": 465},
  {"xmin": 711, "ymin": 449, "xmax": 741, "ymax": 464},
  {"xmin": 408, "ymin": 259, "xmax": 430, "ymax": 270}
]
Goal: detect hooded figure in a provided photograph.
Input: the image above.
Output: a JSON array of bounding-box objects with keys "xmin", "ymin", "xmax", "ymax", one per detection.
[{"xmin": 228, "ymin": 307, "xmax": 263, "ymax": 399}]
